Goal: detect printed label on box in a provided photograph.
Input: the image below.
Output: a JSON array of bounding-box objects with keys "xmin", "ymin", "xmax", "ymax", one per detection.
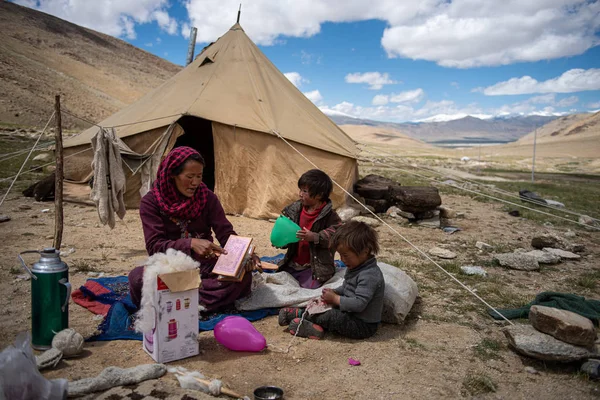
[{"xmin": 143, "ymin": 270, "xmax": 199, "ymax": 363}]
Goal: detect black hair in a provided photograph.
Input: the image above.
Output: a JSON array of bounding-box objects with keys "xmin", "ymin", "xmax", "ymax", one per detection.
[
  {"xmin": 172, "ymin": 153, "xmax": 205, "ymax": 176},
  {"xmin": 297, "ymin": 169, "xmax": 333, "ymax": 201},
  {"xmin": 331, "ymin": 220, "xmax": 379, "ymax": 256}
]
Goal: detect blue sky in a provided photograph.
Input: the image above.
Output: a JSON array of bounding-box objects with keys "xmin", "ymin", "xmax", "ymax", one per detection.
[{"xmin": 15, "ymin": 0, "xmax": 600, "ymax": 123}]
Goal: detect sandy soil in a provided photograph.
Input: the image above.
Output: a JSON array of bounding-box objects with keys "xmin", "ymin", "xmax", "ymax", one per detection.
[{"xmin": 1, "ymin": 185, "xmax": 599, "ymax": 399}]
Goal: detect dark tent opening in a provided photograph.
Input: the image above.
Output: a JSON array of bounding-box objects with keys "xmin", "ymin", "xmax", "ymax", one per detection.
[{"xmin": 174, "ymin": 116, "xmax": 215, "ymax": 191}]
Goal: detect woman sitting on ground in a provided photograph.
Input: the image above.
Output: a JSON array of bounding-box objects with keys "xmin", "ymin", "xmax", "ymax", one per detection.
[{"xmin": 128, "ymin": 146, "xmax": 260, "ymax": 312}]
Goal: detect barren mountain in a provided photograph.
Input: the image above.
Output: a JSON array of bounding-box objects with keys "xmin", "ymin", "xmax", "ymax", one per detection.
[
  {"xmin": 517, "ymin": 111, "xmax": 600, "ymax": 143},
  {"xmin": 0, "ymin": 1, "xmax": 182, "ymax": 129},
  {"xmin": 329, "ymin": 113, "xmax": 557, "ymax": 143}
]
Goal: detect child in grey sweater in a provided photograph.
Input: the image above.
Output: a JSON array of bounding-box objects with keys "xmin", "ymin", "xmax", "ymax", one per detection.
[{"xmin": 279, "ymin": 220, "xmax": 385, "ymax": 339}]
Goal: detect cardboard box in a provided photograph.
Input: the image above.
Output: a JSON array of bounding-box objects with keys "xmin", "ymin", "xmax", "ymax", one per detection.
[{"xmin": 142, "ymin": 269, "xmax": 200, "ymax": 363}]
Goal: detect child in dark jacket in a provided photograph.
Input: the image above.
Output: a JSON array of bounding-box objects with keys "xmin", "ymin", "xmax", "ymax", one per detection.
[
  {"xmin": 279, "ymin": 220, "xmax": 385, "ymax": 339},
  {"xmin": 278, "ymin": 169, "xmax": 342, "ymax": 289}
]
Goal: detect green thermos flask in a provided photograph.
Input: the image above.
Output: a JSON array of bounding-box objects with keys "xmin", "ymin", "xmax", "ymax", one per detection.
[{"xmin": 18, "ymin": 248, "xmax": 71, "ymax": 350}]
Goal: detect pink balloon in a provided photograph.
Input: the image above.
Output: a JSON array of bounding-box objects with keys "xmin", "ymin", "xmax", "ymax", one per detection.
[{"xmin": 214, "ymin": 316, "xmax": 266, "ymax": 352}]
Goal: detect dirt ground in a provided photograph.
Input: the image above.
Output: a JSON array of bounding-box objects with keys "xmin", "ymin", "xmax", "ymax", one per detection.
[{"xmin": 1, "ymin": 179, "xmax": 599, "ymax": 399}]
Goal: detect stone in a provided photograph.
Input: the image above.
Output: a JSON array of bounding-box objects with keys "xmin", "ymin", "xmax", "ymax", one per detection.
[
  {"xmin": 437, "ymin": 206, "xmax": 456, "ymax": 219},
  {"xmin": 0, "ymin": 215, "xmax": 10, "ymax": 223},
  {"xmin": 579, "ymin": 215, "xmax": 600, "ymax": 230},
  {"xmin": 529, "ymin": 305, "xmax": 597, "ymax": 348},
  {"xmin": 337, "ymin": 206, "xmax": 360, "ymax": 222},
  {"xmin": 386, "ymin": 206, "xmax": 401, "ymax": 216},
  {"xmin": 351, "ymin": 216, "xmax": 381, "ymax": 227},
  {"xmin": 428, "ymin": 247, "xmax": 457, "ymax": 259},
  {"xmin": 503, "ymin": 324, "xmax": 593, "ymax": 362},
  {"xmin": 365, "ymin": 198, "xmax": 389, "ymax": 213},
  {"xmin": 580, "ymin": 359, "xmax": 600, "ymax": 380},
  {"xmin": 353, "ymin": 174, "xmax": 400, "ymax": 200},
  {"xmin": 68, "ymin": 364, "xmax": 167, "ymax": 397},
  {"xmin": 542, "ymin": 248, "xmax": 581, "ymax": 260},
  {"xmin": 523, "ymin": 250, "xmax": 561, "ymax": 265},
  {"xmin": 494, "ymin": 253, "xmax": 540, "ymax": 271},
  {"xmin": 32, "ymin": 153, "xmax": 52, "ymax": 162},
  {"xmin": 475, "ymin": 241, "xmax": 493, "ymax": 251},
  {"xmin": 18, "ymin": 204, "xmax": 32, "ymax": 210},
  {"xmin": 508, "ymin": 210, "xmax": 521, "ymax": 217},
  {"xmin": 417, "ymin": 215, "xmax": 441, "ymax": 228},
  {"xmin": 531, "ymin": 233, "xmax": 565, "ymax": 250},
  {"xmin": 564, "ymin": 230, "xmax": 577, "ymax": 238},
  {"xmin": 390, "ymin": 186, "xmax": 442, "ymax": 214}
]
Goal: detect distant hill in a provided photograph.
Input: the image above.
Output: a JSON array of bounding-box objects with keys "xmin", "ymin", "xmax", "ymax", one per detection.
[
  {"xmin": 517, "ymin": 112, "xmax": 600, "ymax": 144},
  {"xmin": 0, "ymin": 1, "xmax": 182, "ymax": 129},
  {"xmin": 339, "ymin": 124, "xmax": 433, "ymax": 148},
  {"xmin": 327, "ymin": 113, "xmax": 558, "ymax": 144}
]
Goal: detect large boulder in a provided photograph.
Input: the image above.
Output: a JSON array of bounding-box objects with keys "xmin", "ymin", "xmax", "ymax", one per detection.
[
  {"xmin": 389, "ymin": 186, "xmax": 442, "ymax": 214},
  {"xmin": 503, "ymin": 324, "xmax": 594, "ymax": 362},
  {"xmin": 529, "ymin": 305, "xmax": 597, "ymax": 348},
  {"xmin": 354, "ymin": 174, "xmax": 401, "ymax": 200}
]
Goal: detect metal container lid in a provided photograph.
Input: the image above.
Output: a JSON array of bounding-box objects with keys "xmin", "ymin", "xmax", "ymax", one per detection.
[{"xmin": 32, "ymin": 247, "xmax": 68, "ymax": 273}]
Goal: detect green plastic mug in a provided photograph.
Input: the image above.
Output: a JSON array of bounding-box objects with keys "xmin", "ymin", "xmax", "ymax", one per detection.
[{"xmin": 270, "ymin": 215, "xmax": 301, "ymax": 247}]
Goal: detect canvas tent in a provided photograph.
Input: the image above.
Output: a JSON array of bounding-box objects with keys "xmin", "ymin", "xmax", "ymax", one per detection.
[{"xmin": 63, "ymin": 23, "xmax": 358, "ymax": 219}]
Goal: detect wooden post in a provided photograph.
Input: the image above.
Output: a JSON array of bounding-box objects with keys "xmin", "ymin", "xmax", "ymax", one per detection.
[
  {"xmin": 53, "ymin": 95, "xmax": 64, "ymax": 250},
  {"xmin": 185, "ymin": 27, "xmax": 198, "ymax": 66}
]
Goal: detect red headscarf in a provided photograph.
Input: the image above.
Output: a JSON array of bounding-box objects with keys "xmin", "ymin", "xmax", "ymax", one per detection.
[{"xmin": 152, "ymin": 146, "xmax": 209, "ymax": 220}]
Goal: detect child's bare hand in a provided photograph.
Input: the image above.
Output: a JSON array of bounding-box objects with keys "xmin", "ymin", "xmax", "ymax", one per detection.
[
  {"xmin": 296, "ymin": 227, "xmax": 317, "ymax": 242},
  {"xmin": 321, "ymin": 288, "xmax": 340, "ymax": 306}
]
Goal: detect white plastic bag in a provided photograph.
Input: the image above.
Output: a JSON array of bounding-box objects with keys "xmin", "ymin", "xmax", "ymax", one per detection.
[{"xmin": 0, "ymin": 332, "xmax": 67, "ymax": 400}]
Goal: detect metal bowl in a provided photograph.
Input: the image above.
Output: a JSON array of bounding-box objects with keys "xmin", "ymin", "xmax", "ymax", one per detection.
[{"xmin": 253, "ymin": 385, "xmax": 284, "ymax": 400}]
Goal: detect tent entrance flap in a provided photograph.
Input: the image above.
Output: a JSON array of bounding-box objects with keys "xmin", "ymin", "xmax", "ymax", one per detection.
[{"xmin": 174, "ymin": 116, "xmax": 215, "ymax": 191}]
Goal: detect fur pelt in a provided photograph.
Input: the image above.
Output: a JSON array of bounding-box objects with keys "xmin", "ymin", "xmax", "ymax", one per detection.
[{"xmin": 134, "ymin": 248, "xmax": 199, "ymax": 333}]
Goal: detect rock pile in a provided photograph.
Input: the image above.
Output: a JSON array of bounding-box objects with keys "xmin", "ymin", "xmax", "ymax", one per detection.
[
  {"xmin": 503, "ymin": 306, "xmax": 598, "ymax": 363},
  {"xmin": 349, "ymin": 174, "xmax": 448, "ymax": 227}
]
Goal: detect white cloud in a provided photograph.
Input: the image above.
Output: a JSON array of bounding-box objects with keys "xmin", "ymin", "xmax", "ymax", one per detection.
[
  {"xmin": 144, "ymin": 42, "xmax": 153, "ymax": 47},
  {"xmin": 372, "ymin": 95, "xmax": 389, "ymax": 106},
  {"xmin": 299, "ymin": 50, "xmax": 321, "ymax": 65},
  {"xmin": 586, "ymin": 101, "xmax": 600, "ymax": 109},
  {"xmin": 345, "ymin": 72, "xmax": 398, "ymax": 90},
  {"xmin": 156, "ymin": 37, "xmax": 162, "ymax": 44},
  {"xmin": 19, "ymin": 1, "xmax": 600, "ymax": 68},
  {"xmin": 182, "ymin": 0, "xmax": 599, "ymax": 68},
  {"xmin": 450, "ymin": 82, "xmax": 460, "ymax": 89},
  {"xmin": 16, "ymin": 0, "xmax": 178, "ymax": 39},
  {"xmin": 152, "ymin": 10, "xmax": 178, "ymax": 35},
  {"xmin": 303, "ymin": 90, "xmax": 323, "ymax": 105},
  {"xmin": 284, "ymin": 72, "xmax": 308, "ymax": 88},
  {"xmin": 476, "ymin": 69, "xmax": 600, "ymax": 95},
  {"xmin": 556, "ymin": 96, "xmax": 579, "ymax": 107},
  {"xmin": 390, "ymin": 88, "xmax": 425, "ymax": 103}
]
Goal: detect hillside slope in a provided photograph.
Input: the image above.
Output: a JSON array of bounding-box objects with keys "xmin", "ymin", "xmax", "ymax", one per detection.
[
  {"xmin": 517, "ymin": 112, "xmax": 600, "ymax": 144},
  {"xmin": 0, "ymin": 1, "xmax": 182, "ymax": 129}
]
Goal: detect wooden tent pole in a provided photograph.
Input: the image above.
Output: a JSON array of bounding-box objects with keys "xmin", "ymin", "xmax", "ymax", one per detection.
[{"xmin": 53, "ymin": 95, "xmax": 64, "ymax": 250}]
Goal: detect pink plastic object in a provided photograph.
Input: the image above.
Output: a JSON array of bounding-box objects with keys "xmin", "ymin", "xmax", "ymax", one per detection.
[
  {"xmin": 348, "ymin": 358, "xmax": 361, "ymax": 366},
  {"xmin": 214, "ymin": 316, "xmax": 267, "ymax": 352}
]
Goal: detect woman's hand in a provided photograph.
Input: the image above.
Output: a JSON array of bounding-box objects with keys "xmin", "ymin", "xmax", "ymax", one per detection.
[
  {"xmin": 244, "ymin": 254, "xmax": 263, "ymax": 272},
  {"xmin": 191, "ymin": 239, "xmax": 227, "ymax": 258},
  {"xmin": 296, "ymin": 227, "xmax": 317, "ymax": 242},
  {"xmin": 321, "ymin": 288, "xmax": 340, "ymax": 306}
]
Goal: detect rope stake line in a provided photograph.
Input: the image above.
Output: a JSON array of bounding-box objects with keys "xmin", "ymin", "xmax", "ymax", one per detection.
[
  {"xmin": 360, "ymin": 145, "xmax": 599, "ymax": 222},
  {"xmin": 0, "ymin": 112, "xmax": 55, "ymax": 209},
  {"xmin": 272, "ymin": 130, "xmax": 515, "ymax": 326}
]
